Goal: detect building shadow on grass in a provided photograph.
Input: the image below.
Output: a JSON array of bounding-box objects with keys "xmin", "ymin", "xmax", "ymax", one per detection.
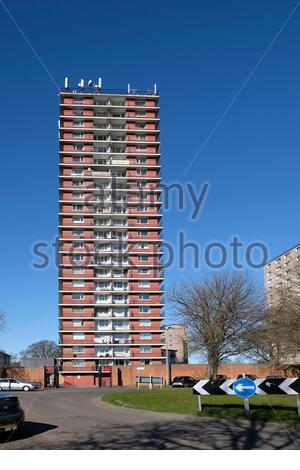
[{"xmin": 38, "ymin": 418, "xmax": 300, "ymax": 450}]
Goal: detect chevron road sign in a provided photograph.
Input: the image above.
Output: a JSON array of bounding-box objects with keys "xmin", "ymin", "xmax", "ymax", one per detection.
[
  {"xmin": 193, "ymin": 377, "xmax": 300, "ymax": 416},
  {"xmin": 193, "ymin": 377, "xmax": 300, "ymax": 396}
]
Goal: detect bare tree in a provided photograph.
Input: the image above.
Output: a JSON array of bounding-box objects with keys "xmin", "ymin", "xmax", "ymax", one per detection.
[
  {"xmin": 169, "ymin": 272, "xmax": 264, "ymax": 378},
  {"xmin": 256, "ymin": 287, "xmax": 300, "ymax": 365},
  {"xmin": 20, "ymin": 340, "xmax": 59, "ymax": 359}
]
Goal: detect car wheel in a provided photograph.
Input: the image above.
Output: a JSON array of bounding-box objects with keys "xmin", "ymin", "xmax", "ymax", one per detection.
[{"xmin": 23, "ymin": 386, "xmax": 30, "ymax": 392}]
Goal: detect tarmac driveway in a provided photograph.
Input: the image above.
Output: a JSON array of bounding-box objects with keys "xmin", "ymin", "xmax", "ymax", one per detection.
[{"xmin": 1, "ymin": 387, "xmax": 299, "ymax": 450}]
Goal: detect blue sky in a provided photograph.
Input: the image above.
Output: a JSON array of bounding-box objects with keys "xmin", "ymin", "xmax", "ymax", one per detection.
[{"xmin": 0, "ymin": 0, "xmax": 299, "ymax": 355}]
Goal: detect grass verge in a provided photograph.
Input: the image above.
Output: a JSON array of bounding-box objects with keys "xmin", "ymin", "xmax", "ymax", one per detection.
[{"xmin": 102, "ymin": 388, "xmax": 300, "ymax": 422}]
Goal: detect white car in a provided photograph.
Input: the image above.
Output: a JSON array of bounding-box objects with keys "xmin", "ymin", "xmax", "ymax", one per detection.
[{"xmin": 0, "ymin": 377, "xmax": 38, "ymax": 392}]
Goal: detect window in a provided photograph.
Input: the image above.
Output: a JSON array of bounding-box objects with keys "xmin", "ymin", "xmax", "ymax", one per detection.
[
  {"xmin": 113, "ymin": 307, "xmax": 128, "ymax": 317},
  {"xmin": 96, "ymin": 281, "xmax": 110, "ymax": 289},
  {"xmin": 140, "ymin": 332, "xmax": 152, "ymax": 340},
  {"xmin": 72, "ymin": 280, "xmax": 84, "ymax": 287},
  {"xmin": 72, "ymin": 230, "xmax": 84, "ymax": 236},
  {"xmin": 72, "ymin": 168, "xmax": 84, "ymax": 175},
  {"xmin": 72, "ymin": 359, "xmax": 85, "ymax": 367},
  {"xmin": 138, "ymin": 243, "xmax": 149, "ymax": 249},
  {"xmin": 73, "ymin": 133, "xmax": 84, "ymax": 139},
  {"xmin": 73, "ymin": 97, "xmax": 84, "ymax": 104},
  {"xmin": 139, "ymin": 306, "xmax": 150, "ymax": 313},
  {"xmin": 72, "ymin": 242, "xmax": 84, "ymax": 248},
  {"xmin": 138, "ymin": 281, "xmax": 150, "ymax": 287},
  {"xmin": 138, "ymin": 255, "xmax": 149, "ymax": 262},
  {"xmin": 137, "ymin": 217, "xmax": 148, "ymax": 224},
  {"xmin": 72, "ymin": 332, "xmax": 85, "ymax": 340},
  {"xmin": 72, "ymin": 254, "xmax": 84, "ymax": 261},
  {"xmin": 137, "ymin": 169, "xmax": 147, "ymax": 176},
  {"xmin": 72, "ymin": 307, "xmax": 84, "ymax": 313},
  {"xmin": 72, "ymin": 180, "xmax": 84, "ymax": 187},
  {"xmin": 73, "ymin": 346, "xmax": 85, "ymax": 353},
  {"xmin": 72, "ymin": 217, "xmax": 84, "ymax": 224},
  {"xmin": 140, "ymin": 359, "xmax": 151, "ymax": 365},
  {"xmin": 137, "ymin": 157, "xmax": 147, "ymax": 164},
  {"xmin": 73, "ymin": 144, "xmax": 84, "ymax": 151},
  {"xmin": 136, "ymin": 146, "xmax": 147, "ymax": 152},
  {"xmin": 113, "ymin": 281, "xmax": 126, "ymax": 289},
  {"xmin": 137, "ymin": 205, "xmax": 147, "ymax": 212},
  {"xmin": 138, "ymin": 268, "xmax": 150, "ymax": 275},
  {"xmin": 73, "ymin": 193, "xmax": 84, "ymax": 200},
  {"xmin": 139, "ymin": 293, "xmax": 150, "ymax": 300},
  {"xmin": 113, "ymin": 269, "xmax": 123, "ymax": 277},
  {"xmin": 72, "ymin": 293, "xmax": 85, "ymax": 300},
  {"xmin": 138, "ymin": 230, "xmax": 149, "ymax": 236},
  {"xmin": 139, "ymin": 319, "xmax": 151, "ymax": 326},
  {"xmin": 72, "ymin": 204, "xmax": 84, "ymax": 211},
  {"xmin": 72, "ymin": 319, "xmax": 84, "ymax": 326},
  {"xmin": 137, "ymin": 181, "xmax": 147, "ymax": 188},
  {"xmin": 73, "ymin": 120, "xmax": 84, "ymax": 127},
  {"xmin": 140, "ymin": 346, "xmax": 152, "ymax": 353},
  {"xmin": 72, "ymin": 267, "xmax": 85, "ymax": 274},
  {"xmin": 96, "ymin": 294, "xmax": 110, "ymax": 302},
  {"xmin": 72, "ymin": 156, "xmax": 84, "ymax": 162}
]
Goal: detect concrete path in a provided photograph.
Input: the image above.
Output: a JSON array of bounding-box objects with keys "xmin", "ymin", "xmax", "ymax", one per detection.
[{"xmin": 1, "ymin": 387, "xmax": 299, "ymax": 450}]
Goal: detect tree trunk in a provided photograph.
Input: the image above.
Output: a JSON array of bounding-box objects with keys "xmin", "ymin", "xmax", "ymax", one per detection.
[{"xmin": 206, "ymin": 352, "xmax": 219, "ymax": 378}]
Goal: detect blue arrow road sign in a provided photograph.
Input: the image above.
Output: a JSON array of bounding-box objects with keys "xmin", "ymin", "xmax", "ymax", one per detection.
[{"xmin": 233, "ymin": 378, "xmax": 256, "ymax": 398}]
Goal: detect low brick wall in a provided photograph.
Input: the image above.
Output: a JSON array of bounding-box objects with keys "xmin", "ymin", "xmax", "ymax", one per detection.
[{"xmin": 111, "ymin": 363, "xmax": 281, "ymax": 387}]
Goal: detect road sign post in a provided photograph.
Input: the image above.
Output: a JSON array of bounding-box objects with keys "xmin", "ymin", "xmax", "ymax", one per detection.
[
  {"xmin": 233, "ymin": 378, "xmax": 256, "ymax": 416},
  {"xmin": 197, "ymin": 395, "xmax": 202, "ymax": 412},
  {"xmin": 244, "ymin": 398, "xmax": 250, "ymax": 416}
]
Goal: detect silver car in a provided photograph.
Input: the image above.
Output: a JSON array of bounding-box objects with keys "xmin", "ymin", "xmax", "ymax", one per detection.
[{"xmin": 0, "ymin": 378, "xmax": 37, "ymax": 392}]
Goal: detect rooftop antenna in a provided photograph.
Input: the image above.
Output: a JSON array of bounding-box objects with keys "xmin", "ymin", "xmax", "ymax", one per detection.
[
  {"xmin": 127, "ymin": 83, "xmax": 131, "ymax": 94},
  {"xmin": 64, "ymin": 77, "xmax": 69, "ymax": 89},
  {"xmin": 78, "ymin": 79, "xmax": 84, "ymax": 89},
  {"xmin": 154, "ymin": 83, "xmax": 157, "ymax": 95},
  {"xmin": 88, "ymin": 79, "xmax": 93, "ymax": 87},
  {"xmin": 94, "ymin": 77, "xmax": 102, "ymax": 94}
]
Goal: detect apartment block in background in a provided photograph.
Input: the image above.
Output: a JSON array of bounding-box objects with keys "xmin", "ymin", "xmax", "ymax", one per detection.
[
  {"xmin": 58, "ymin": 78, "xmax": 164, "ymax": 386},
  {"xmin": 264, "ymin": 243, "xmax": 300, "ymax": 306},
  {"xmin": 161, "ymin": 324, "xmax": 188, "ymax": 364}
]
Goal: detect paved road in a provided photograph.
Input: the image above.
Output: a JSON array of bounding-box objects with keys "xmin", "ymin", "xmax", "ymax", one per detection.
[{"xmin": 1, "ymin": 387, "xmax": 300, "ymax": 449}]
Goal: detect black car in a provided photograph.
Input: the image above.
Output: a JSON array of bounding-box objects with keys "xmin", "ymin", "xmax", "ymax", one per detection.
[
  {"xmin": 0, "ymin": 393, "xmax": 25, "ymax": 433},
  {"xmin": 236, "ymin": 374, "xmax": 258, "ymax": 381},
  {"xmin": 210, "ymin": 374, "xmax": 229, "ymax": 381},
  {"xmin": 171, "ymin": 376, "xmax": 197, "ymax": 387}
]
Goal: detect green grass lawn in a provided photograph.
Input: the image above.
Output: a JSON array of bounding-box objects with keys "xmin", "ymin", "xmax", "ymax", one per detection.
[{"xmin": 102, "ymin": 388, "xmax": 300, "ymax": 422}]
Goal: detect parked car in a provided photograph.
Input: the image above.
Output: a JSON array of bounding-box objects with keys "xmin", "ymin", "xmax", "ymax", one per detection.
[
  {"xmin": 266, "ymin": 375, "xmax": 284, "ymax": 380},
  {"xmin": 210, "ymin": 374, "xmax": 229, "ymax": 381},
  {"xmin": 171, "ymin": 376, "xmax": 197, "ymax": 387},
  {"xmin": 0, "ymin": 392, "xmax": 25, "ymax": 433},
  {"xmin": 236, "ymin": 374, "xmax": 258, "ymax": 380},
  {"xmin": 0, "ymin": 378, "xmax": 38, "ymax": 392}
]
